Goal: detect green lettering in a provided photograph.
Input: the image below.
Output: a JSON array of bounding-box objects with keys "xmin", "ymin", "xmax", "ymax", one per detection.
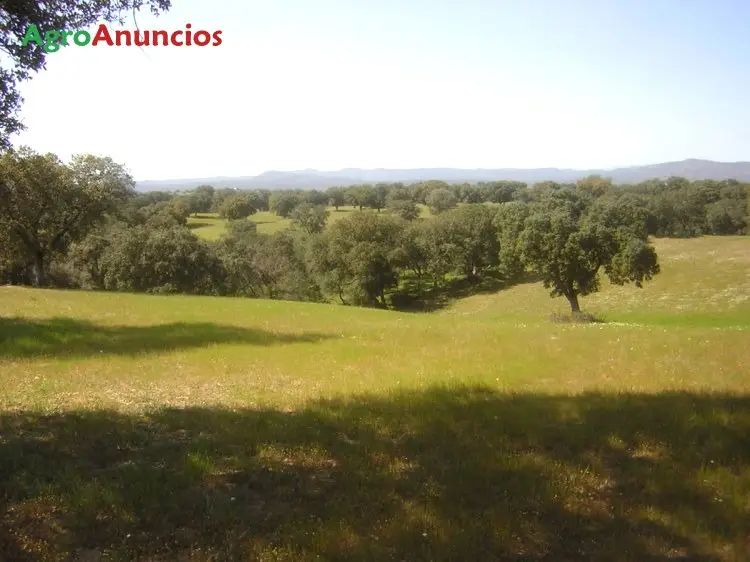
[
  {"xmin": 73, "ymin": 30, "xmax": 91, "ymax": 46},
  {"xmin": 21, "ymin": 24, "xmax": 43, "ymax": 47},
  {"xmin": 61, "ymin": 31, "xmax": 74, "ymax": 46},
  {"xmin": 43, "ymin": 30, "xmax": 61, "ymax": 53}
]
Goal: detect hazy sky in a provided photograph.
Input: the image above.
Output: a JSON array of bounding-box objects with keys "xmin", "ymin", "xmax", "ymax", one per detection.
[{"xmin": 12, "ymin": 0, "xmax": 750, "ymax": 180}]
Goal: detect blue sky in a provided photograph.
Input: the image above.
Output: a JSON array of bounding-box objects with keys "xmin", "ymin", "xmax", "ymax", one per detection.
[{"xmin": 12, "ymin": 0, "xmax": 750, "ymax": 180}]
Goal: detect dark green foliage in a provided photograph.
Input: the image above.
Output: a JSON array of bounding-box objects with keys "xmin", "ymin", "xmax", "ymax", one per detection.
[
  {"xmin": 310, "ymin": 211, "xmax": 403, "ymax": 306},
  {"xmin": 216, "ymin": 225, "xmax": 319, "ymax": 301},
  {"xmin": 326, "ymin": 186, "xmax": 347, "ymax": 210},
  {"xmin": 519, "ymin": 189, "xmax": 660, "ymax": 313},
  {"xmin": 291, "ymin": 203, "xmax": 329, "ymax": 234},
  {"xmin": 90, "ymin": 225, "xmax": 224, "ymax": 295},
  {"xmin": 141, "ymin": 198, "xmax": 191, "ymax": 227},
  {"xmin": 2, "ymin": 142, "xmax": 746, "ymax": 312},
  {"xmin": 412, "ymin": 180, "xmax": 451, "ymax": 204},
  {"xmin": 187, "ymin": 184, "xmax": 215, "ymax": 215},
  {"xmin": 210, "ymin": 188, "xmax": 239, "ymax": 212},
  {"xmin": 269, "ymin": 192, "xmax": 302, "ymax": 217},
  {"xmin": 493, "ymin": 201, "xmax": 530, "ymax": 280},
  {"xmin": 386, "ymin": 198, "xmax": 420, "ymax": 221},
  {"xmin": 303, "ymin": 189, "xmax": 329, "ymax": 207},
  {"xmin": 218, "ymin": 193, "xmax": 256, "ymax": 220},
  {"xmin": 425, "ymin": 187, "xmax": 457, "ymax": 214},
  {"xmin": 705, "ymin": 197, "xmax": 747, "ymax": 235},
  {"xmin": 625, "ymin": 177, "xmax": 748, "ymax": 237},
  {"xmin": 480, "ymin": 180, "xmax": 527, "ymax": 203},
  {"xmin": 0, "ymin": 147, "xmax": 134, "ymax": 286},
  {"xmin": 430, "ymin": 204, "xmax": 499, "ymax": 279}
]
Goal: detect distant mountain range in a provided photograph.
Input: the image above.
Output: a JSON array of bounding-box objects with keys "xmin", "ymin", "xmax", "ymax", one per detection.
[{"xmin": 135, "ymin": 159, "xmax": 750, "ymax": 192}]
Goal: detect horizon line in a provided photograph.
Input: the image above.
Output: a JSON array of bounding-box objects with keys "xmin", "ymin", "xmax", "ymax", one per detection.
[{"xmin": 134, "ymin": 157, "xmax": 750, "ymax": 183}]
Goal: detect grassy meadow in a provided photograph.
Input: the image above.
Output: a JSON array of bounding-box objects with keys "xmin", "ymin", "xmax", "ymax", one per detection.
[
  {"xmin": 186, "ymin": 204, "xmax": 432, "ymax": 239},
  {"xmin": 1, "ymin": 236, "xmax": 749, "ymax": 560}
]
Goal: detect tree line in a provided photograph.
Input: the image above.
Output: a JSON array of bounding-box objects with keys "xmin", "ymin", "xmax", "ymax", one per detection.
[{"xmin": 1, "ymin": 147, "xmax": 748, "ymax": 313}]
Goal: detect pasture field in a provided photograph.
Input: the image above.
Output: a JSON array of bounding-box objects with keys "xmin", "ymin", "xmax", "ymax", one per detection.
[
  {"xmin": 0, "ymin": 236, "xmax": 749, "ymax": 560},
  {"xmin": 187, "ymin": 204, "xmax": 432, "ymax": 239}
]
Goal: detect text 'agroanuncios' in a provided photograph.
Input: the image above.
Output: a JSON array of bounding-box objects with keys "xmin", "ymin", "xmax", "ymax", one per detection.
[{"xmin": 21, "ymin": 23, "xmax": 223, "ymax": 53}]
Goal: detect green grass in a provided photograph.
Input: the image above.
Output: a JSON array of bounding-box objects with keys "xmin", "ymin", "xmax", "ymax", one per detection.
[
  {"xmin": 187, "ymin": 205, "xmax": 433, "ymax": 239},
  {"xmin": 186, "ymin": 213, "xmax": 227, "ymax": 240},
  {"xmin": 187, "ymin": 211, "xmax": 292, "ymax": 238},
  {"xmin": 1, "ymin": 236, "xmax": 749, "ymax": 560}
]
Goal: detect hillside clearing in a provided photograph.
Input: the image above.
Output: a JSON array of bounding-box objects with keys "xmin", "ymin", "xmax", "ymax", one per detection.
[{"xmin": 186, "ymin": 205, "xmax": 433, "ymax": 239}]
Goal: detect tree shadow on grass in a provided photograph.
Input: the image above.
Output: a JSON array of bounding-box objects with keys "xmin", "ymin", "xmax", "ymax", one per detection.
[
  {"xmin": 391, "ymin": 271, "xmax": 541, "ymax": 312},
  {"xmin": 0, "ymin": 317, "xmax": 332, "ymax": 360},
  {"xmin": 1, "ymin": 387, "xmax": 748, "ymax": 560},
  {"xmin": 186, "ymin": 222, "xmax": 213, "ymax": 230}
]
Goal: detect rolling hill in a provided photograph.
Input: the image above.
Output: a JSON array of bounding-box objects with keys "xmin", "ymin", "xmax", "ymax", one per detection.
[
  {"xmin": 135, "ymin": 159, "xmax": 750, "ymax": 191},
  {"xmin": 1, "ymin": 236, "xmax": 749, "ymax": 560}
]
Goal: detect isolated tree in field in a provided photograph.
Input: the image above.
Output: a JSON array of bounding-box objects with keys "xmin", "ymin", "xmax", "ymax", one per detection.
[
  {"xmin": 210, "ymin": 188, "xmax": 237, "ymax": 212},
  {"xmin": 358, "ymin": 185, "xmax": 382, "ymax": 211},
  {"xmin": 269, "ymin": 192, "xmax": 300, "ymax": 217},
  {"xmin": 188, "ymin": 185, "xmax": 215, "ymax": 215},
  {"xmin": 426, "ymin": 188, "xmax": 457, "ymax": 214},
  {"xmin": 345, "ymin": 185, "xmax": 367, "ymax": 210},
  {"xmin": 250, "ymin": 189, "xmax": 272, "ymax": 212},
  {"xmin": 0, "ymin": 0, "xmax": 172, "ymax": 148},
  {"xmin": 0, "ymin": 147, "xmax": 134, "ymax": 286},
  {"xmin": 326, "ymin": 187, "xmax": 347, "ymax": 210},
  {"xmin": 372, "ymin": 183, "xmax": 390, "ymax": 211},
  {"xmin": 219, "ymin": 194, "xmax": 256, "ymax": 220},
  {"xmin": 519, "ymin": 191, "xmax": 660, "ymax": 314},
  {"xmin": 291, "ymin": 203, "xmax": 329, "ymax": 234}
]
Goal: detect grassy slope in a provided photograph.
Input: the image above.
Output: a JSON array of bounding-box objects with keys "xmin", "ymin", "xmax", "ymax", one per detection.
[{"xmin": 0, "ymin": 236, "xmax": 749, "ymax": 560}]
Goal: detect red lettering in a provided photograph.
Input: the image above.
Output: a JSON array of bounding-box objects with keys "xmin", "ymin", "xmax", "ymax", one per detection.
[
  {"xmin": 170, "ymin": 30, "xmax": 183, "ymax": 46},
  {"xmin": 185, "ymin": 23, "xmax": 192, "ymax": 46},
  {"xmin": 115, "ymin": 30, "xmax": 131, "ymax": 46},
  {"xmin": 212, "ymin": 31, "xmax": 223, "ymax": 46},
  {"xmin": 134, "ymin": 31, "xmax": 150, "ymax": 46},
  {"xmin": 193, "ymin": 30, "xmax": 211, "ymax": 46},
  {"xmin": 152, "ymin": 30, "xmax": 168, "ymax": 46},
  {"xmin": 91, "ymin": 24, "xmax": 114, "ymax": 46}
]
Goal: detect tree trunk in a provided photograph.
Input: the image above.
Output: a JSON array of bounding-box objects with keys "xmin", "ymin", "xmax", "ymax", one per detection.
[
  {"xmin": 565, "ymin": 292, "xmax": 580, "ymax": 314},
  {"xmin": 33, "ymin": 252, "xmax": 46, "ymax": 287}
]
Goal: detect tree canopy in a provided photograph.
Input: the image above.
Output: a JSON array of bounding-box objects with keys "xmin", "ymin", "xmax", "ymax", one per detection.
[
  {"xmin": 519, "ymin": 191, "xmax": 660, "ymax": 313},
  {"xmin": 2, "ymin": 149, "xmax": 747, "ymax": 316},
  {"xmin": 0, "ymin": 147, "xmax": 134, "ymax": 285}
]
